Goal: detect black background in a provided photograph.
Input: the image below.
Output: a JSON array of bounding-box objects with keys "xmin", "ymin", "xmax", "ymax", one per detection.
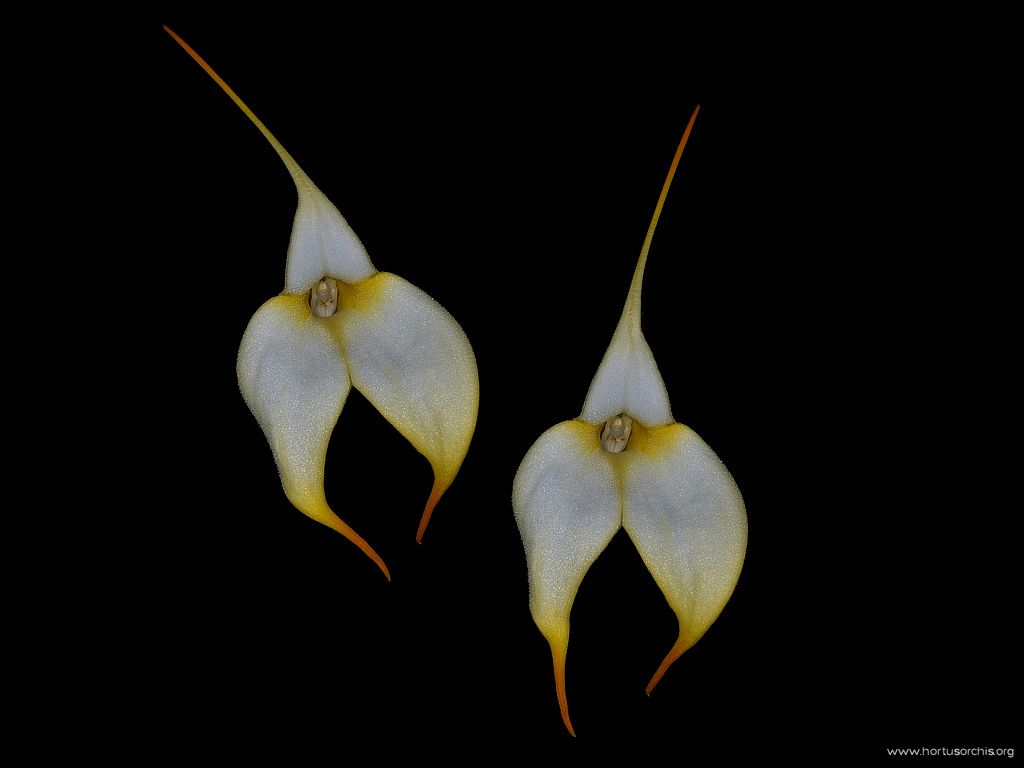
[{"xmin": 120, "ymin": 10, "xmax": 1018, "ymax": 759}]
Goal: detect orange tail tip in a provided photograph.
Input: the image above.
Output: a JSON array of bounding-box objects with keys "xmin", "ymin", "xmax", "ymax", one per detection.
[
  {"xmin": 163, "ymin": 25, "xmax": 308, "ymax": 185},
  {"xmin": 415, "ymin": 482, "xmax": 446, "ymax": 544},
  {"xmin": 324, "ymin": 515, "xmax": 391, "ymax": 581},
  {"xmin": 549, "ymin": 638, "xmax": 576, "ymax": 736},
  {"xmin": 353, "ymin": 539, "xmax": 391, "ymax": 582},
  {"xmin": 624, "ymin": 104, "xmax": 702, "ymax": 329},
  {"xmin": 645, "ymin": 636, "xmax": 689, "ymax": 696}
]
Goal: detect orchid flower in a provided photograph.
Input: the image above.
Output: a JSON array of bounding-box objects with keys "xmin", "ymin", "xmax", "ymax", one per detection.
[
  {"xmin": 512, "ymin": 107, "xmax": 747, "ymax": 735},
  {"xmin": 166, "ymin": 28, "xmax": 478, "ymax": 579}
]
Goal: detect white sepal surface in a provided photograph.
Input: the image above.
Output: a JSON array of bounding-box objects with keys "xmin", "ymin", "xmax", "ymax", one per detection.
[
  {"xmin": 622, "ymin": 424, "xmax": 747, "ymax": 648},
  {"xmin": 237, "ymin": 294, "xmax": 350, "ymax": 510},
  {"xmin": 336, "ymin": 272, "xmax": 479, "ymax": 493},
  {"xmin": 512, "ymin": 421, "xmax": 621, "ymax": 633},
  {"xmin": 284, "ymin": 185, "xmax": 377, "ymax": 293},
  {"xmin": 580, "ymin": 320, "xmax": 673, "ymax": 427}
]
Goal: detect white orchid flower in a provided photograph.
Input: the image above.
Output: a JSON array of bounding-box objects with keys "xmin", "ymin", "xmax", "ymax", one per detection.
[
  {"xmin": 512, "ymin": 107, "xmax": 747, "ymax": 735},
  {"xmin": 167, "ymin": 28, "xmax": 478, "ymax": 579}
]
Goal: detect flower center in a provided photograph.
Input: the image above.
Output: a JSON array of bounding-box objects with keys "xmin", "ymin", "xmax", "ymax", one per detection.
[
  {"xmin": 310, "ymin": 278, "xmax": 339, "ymax": 317},
  {"xmin": 601, "ymin": 414, "xmax": 633, "ymax": 453}
]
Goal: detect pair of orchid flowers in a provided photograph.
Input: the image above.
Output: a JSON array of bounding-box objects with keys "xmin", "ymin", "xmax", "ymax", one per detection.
[{"xmin": 167, "ymin": 28, "xmax": 747, "ymax": 737}]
